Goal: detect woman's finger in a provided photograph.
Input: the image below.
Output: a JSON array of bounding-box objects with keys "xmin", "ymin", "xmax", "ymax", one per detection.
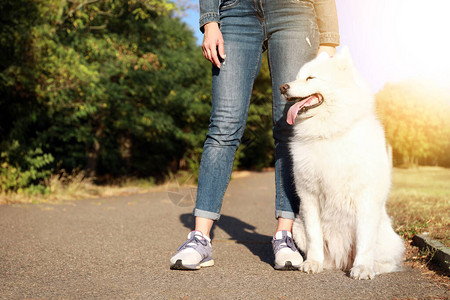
[
  {"xmin": 202, "ymin": 46, "xmax": 208, "ymax": 60},
  {"xmin": 218, "ymin": 40, "xmax": 226, "ymax": 60},
  {"xmin": 210, "ymin": 46, "xmax": 221, "ymax": 68},
  {"xmin": 205, "ymin": 48, "xmax": 212, "ymax": 63}
]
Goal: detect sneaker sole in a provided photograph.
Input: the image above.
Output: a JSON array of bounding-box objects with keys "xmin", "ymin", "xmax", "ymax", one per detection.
[
  {"xmin": 170, "ymin": 259, "xmax": 215, "ymax": 270},
  {"xmin": 274, "ymin": 261, "xmax": 300, "ymax": 271}
]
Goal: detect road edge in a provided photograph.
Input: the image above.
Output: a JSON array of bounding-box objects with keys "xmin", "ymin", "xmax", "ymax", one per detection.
[{"xmin": 412, "ymin": 234, "xmax": 450, "ymax": 275}]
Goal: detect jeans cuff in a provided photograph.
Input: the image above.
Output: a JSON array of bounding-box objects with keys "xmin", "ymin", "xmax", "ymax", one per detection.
[
  {"xmin": 193, "ymin": 208, "xmax": 221, "ymax": 221},
  {"xmin": 275, "ymin": 210, "xmax": 296, "ymax": 220}
]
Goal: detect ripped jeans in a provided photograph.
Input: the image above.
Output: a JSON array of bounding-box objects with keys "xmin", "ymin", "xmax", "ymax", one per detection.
[{"xmin": 194, "ymin": 0, "xmax": 319, "ymax": 220}]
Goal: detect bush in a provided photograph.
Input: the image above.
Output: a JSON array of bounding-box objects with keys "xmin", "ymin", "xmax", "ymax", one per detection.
[{"xmin": 1, "ymin": 142, "xmax": 54, "ymax": 194}]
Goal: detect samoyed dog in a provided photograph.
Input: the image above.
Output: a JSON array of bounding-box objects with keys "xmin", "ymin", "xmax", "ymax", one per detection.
[{"xmin": 280, "ymin": 47, "xmax": 404, "ymax": 280}]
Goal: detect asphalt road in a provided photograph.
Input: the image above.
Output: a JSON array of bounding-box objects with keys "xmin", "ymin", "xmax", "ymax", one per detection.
[{"xmin": 0, "ymin": 171, "xmax": 448, "ymax": 299}]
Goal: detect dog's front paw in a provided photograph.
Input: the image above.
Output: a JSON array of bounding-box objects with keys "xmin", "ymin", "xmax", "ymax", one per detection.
[
  {"xmin": 300, "ymin": 260, "xmax": 323, "ymax": 274},
  {"xmin": 350, "ymin": 265, "xmax": 375, "ymax": 280}
]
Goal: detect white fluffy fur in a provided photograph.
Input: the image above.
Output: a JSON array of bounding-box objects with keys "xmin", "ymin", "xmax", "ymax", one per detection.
[{"xmin": 285, "ymin": 47, "xmax": 404, "ymax": 280}]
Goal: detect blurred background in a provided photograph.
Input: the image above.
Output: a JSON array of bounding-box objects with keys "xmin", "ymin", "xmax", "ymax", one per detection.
[{"xmin": 1, "ymin": 0, "xmax": 449, "ymax": 196}]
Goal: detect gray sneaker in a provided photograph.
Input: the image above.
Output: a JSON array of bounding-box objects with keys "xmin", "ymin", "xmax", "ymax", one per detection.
[
  {"xmin": 272, "ymin": 231, "xmax": 303, "ymax": 270},
  {"xmin": 170, "ymin": 231, "xmax": 214, "ymax": 270}
]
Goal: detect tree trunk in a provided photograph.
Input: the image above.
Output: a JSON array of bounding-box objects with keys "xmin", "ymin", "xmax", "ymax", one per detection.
[{"xmin": 86, "ymin": 125, "xmax": 103, "ymax": 177}]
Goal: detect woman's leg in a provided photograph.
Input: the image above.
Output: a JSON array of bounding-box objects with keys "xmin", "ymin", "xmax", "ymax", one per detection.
[
  {"xmin": 276, "ymin": 217, "xmax": 295, "ymax": 233},
  {"xmin": 193, "ymin": 0, "xmax": 265, "ymax": 222},
  {"xmin": 265, "ymin": 0, "xmax": 320, "ymax": 223},
  {"xmin": 195, "ymin": 216, "xmax": 214, "ymax": 238},
  {"xmin": 263, "ymin": 0, "xmax": 320, "ymax": 269},
  {"xmin": 171, "ymin": 0, "xmax": 265, "ymax": 269}
]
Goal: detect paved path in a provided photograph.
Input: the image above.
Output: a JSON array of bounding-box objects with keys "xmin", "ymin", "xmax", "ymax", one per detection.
[{"xmin": 0, "ymin": 171, "xmax": 448, "ymax": 299}]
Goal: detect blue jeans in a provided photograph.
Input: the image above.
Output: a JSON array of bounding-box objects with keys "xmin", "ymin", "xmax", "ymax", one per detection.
[{"xmin": 194, "ymin": 0, "xmax": 319, "ymax": 220}]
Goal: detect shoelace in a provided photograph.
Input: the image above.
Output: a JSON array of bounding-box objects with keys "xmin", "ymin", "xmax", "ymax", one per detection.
[
  {"xmin": 177, "ymin": 235, "xmax": 208, "ymax": 251},
  {"xmin": 273, "ymin": 235, "xmax": 297, "ymax": 252}
]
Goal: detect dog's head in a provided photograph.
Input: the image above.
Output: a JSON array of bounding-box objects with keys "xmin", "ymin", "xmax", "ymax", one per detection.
[{"xmin": 281, "ymin": 47, "xmax": 373, "ymax": 134}]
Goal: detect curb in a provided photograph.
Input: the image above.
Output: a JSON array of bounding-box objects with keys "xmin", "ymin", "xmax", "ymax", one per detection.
[{"xmin": 412, "ymin": 234, "xmax": 450, "ymax": 275}]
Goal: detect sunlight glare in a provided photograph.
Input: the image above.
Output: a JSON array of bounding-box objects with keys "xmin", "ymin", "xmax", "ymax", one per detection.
[{"xmin": 393, "ymin": 0, "xmax": 450, "ymax": 87}]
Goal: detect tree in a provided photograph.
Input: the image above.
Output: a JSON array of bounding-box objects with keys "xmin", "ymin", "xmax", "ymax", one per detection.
[
  {"xmin": 0, "ymin": 0, "xmax": 212, "ymax": 192},
  {"xmin": 0, "ymin": 0, "xmax": 281, "ymax": 193},
  {"xmin": 376, "ymin": 81, "xmax": 450, "ymax": 167}
]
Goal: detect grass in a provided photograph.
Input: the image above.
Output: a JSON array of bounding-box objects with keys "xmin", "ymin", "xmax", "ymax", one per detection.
[
  {"xmin": 0, "ymin": 170, "xmax": 160, "ymax": 205},
  {"xmin": 387, "ymin": 167, "xmax": 450, "ymax": 247}
]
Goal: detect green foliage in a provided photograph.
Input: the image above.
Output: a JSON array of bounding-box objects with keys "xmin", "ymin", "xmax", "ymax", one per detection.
[
  {"xmin": 1, "ymin": 141, "xmax": 54, "ymax": 194},
  {"xmin": 0, "ymin": 0, "xmax": 213, "ymax": 191},
  {"xmin": 376, "ymin": 81, "xmax": 450, "ymax": 167},
  {"xmin": 0, "ymin": 0, "xmax": 278, "ymax": 193}
]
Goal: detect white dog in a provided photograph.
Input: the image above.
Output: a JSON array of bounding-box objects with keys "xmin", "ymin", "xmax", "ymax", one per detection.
[{"xmin": 280, "ymin": 47, "xmax": 404, "ymax": 280}]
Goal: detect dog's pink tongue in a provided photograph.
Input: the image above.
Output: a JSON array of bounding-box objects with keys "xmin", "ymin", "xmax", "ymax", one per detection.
[{"xmin": 286, "ymin": 96, "xmax": 314, "ymax": 125}]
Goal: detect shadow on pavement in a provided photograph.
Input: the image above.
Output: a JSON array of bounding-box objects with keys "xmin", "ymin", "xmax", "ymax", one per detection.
[{"xmin": 180, "ymin": 214, "xmax": 273, "ymax": 266}]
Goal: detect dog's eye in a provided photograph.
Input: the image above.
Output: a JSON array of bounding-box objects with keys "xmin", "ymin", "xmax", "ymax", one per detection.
[{"xmin": 306, "ymin": 76, "xmax": 315, "ymax": 81}]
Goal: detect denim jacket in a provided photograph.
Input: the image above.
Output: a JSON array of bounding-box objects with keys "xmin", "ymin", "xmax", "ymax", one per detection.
[{"xmin": 199, "ymin": 0, "xmax": 340, "ymax": 46}]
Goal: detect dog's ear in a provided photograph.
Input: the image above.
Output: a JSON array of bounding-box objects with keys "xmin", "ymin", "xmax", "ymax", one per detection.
[
  {"xmin": 335, "ymin": 46, "xmax": 353, "ymax": 70},
  {"xmin": 317, "ymin": 51, "xmax": 331, "ymax": 61},
  {"xmin": 338, "ymin": 46, "xmax": 351, "ymax": 60}
]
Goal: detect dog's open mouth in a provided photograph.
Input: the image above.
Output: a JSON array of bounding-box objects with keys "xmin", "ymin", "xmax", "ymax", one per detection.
[{"xmin": 286, "ymin": 93, "xmax": 323, "ymax": 125}]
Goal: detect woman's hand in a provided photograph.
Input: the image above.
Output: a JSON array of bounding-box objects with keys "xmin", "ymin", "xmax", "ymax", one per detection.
[
  {"xmin": 317, "ymin": 45, "xmax": 336, "ymax": 57},
  {"xmin": 202, "ymin": 22, "xmax": 226, "ymax": 68}
]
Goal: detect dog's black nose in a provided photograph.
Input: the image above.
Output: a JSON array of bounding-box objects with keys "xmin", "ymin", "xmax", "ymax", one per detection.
[{"xmin": 280, "ymin": 83, "xmax": 289, "ymax": 94}]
